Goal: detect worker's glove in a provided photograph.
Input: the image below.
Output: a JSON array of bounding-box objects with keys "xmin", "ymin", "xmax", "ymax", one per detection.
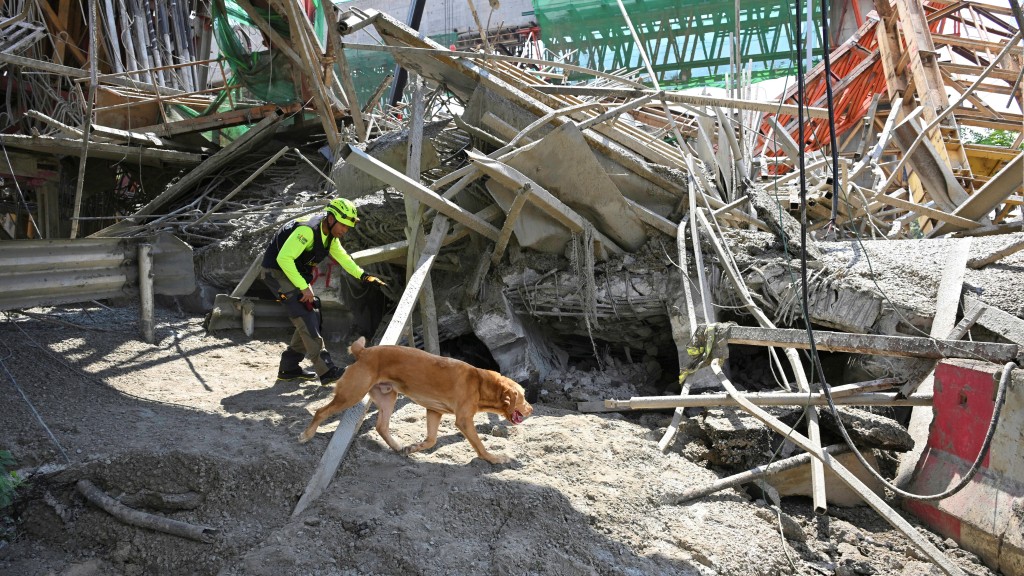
[{"xmin": 361, "ymin": 272, "xmax": 387, "ymax": 287}]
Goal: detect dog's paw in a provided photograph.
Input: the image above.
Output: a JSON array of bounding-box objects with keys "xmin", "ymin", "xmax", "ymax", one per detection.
[
  {"xmin": 484, "ymin": 453, "xmax": 511, "ymax": 465},
  {"xmin": 298, "ymin": 431, "xmax": 314, "ymax": 443}
]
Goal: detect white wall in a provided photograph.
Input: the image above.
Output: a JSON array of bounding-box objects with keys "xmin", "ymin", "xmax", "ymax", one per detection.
[{"xmin": 334, "ymin": 0, "xmax": 537, "ymax": 37}]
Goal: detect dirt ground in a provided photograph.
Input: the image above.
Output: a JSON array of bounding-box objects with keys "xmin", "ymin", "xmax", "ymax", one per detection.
[{"xmin": 0, "ymin": 302, "xmax": 999, "ymax": 576}]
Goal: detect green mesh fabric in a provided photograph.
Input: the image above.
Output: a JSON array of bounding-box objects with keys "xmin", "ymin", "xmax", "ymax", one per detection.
[
  {"xmin": 344, "ymin": 32, "xmax": 458, "ymax": 107},
  {"xmin": 211, "ymin": 0, "xmax": 327, "ymax": 104},
  {"xmin": 531, "ymin": 0, "xmax": 822, "ymax": 89}
]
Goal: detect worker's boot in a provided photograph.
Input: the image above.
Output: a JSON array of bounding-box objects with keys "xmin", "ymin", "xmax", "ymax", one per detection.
[
  {"xmin": 277, "ymin": 349, "xmax": 316, "ymax": 381},
  {"xmin": 318, "ymin": 351, "xmax": 344, "ymax": 385}
]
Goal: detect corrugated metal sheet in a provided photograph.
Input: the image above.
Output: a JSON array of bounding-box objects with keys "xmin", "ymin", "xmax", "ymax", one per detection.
[{"xmin": 0, "ymin": 233, "xmax": 195, "ymax": 311}]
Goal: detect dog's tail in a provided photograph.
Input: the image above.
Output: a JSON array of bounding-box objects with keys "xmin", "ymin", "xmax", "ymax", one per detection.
[{"xmin": 348, "ymin": 336, "xmax": 367, "ymax": 358}]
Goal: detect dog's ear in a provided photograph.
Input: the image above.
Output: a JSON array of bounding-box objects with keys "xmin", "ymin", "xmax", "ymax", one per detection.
[{"xmin": 501, "ymin": 390, "xmax": 512, "ymax": 409}]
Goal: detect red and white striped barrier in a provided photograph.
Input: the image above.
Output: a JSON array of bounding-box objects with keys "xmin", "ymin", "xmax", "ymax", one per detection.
[{"xmin": 904, "ymin": 358, "xmax": 1024, "ymax": 575}]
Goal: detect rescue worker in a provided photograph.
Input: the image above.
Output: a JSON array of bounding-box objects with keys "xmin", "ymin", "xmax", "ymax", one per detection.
[{"xmin": 261, "ymin": 198, "xmax": 386, "ymax": 385}]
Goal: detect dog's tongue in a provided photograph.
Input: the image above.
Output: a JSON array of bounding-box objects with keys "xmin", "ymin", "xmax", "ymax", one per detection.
[{"xmin": 511, "ymin": 411, "xmax": 524, "ymax": 425}]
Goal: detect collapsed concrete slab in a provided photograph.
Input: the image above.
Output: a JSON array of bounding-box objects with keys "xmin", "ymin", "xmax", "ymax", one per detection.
[
  {"xmin": 330, "ymin": 119, "xmax": 449, "ymax": 198},
  {"xmin": 499, "ymin": 123, "xmax": 649, "ymax": 251},
  {"xmin": 466, "ymin": 275, "xmax": 567, "ymax": 385}
]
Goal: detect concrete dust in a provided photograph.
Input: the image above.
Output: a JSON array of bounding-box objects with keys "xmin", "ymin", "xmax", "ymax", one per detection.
[{"xmin": 0, "ymin": 304, "xmax": 997, "ymax": 575}]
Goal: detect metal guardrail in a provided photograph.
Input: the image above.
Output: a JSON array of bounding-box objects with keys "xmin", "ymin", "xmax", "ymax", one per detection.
[{"xmin": 0, "ymin": 232, "xmax": 195, "ymax": 312}]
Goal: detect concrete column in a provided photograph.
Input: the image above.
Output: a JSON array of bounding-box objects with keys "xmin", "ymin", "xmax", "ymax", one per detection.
[{"xmin": 138, "ymin": 243, "xmax": 155, "ymax": 343}]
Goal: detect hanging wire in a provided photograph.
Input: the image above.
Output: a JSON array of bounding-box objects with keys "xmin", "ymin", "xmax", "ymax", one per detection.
[
  {"xmin": 0, "ymin": 338, "xmax": 71, "ymax": 464},
  {"xmin": 818, "ymin": 0, "xmax": 841, "ymax": 233}
]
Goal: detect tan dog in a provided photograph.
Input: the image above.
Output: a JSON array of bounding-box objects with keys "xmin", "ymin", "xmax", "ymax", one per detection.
[{"xmin": 298, "ymin": 337, "xmax": 533, "ymax": 464}]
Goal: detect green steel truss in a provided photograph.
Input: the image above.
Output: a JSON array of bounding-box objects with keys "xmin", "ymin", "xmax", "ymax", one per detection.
[{"xmin": 532, "ymin": 0, "xmax": 824, "ymax": 88}]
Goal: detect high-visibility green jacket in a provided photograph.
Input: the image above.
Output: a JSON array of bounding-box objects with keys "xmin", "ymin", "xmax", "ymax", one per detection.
[{"xmin": 261, "ymin": 214, "xmax": 363, "ymax": 291}]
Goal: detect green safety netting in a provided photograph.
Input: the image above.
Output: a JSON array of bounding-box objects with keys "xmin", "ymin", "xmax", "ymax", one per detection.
[
  {"xmin": 211, "ymin": 0, "xmax": 327, "ymax": 104},
  {"xmin": 531, "ymin": 0, "xmax": 822, "ymax": 89},
  {"xmin": 343, "ymin": 32, "xmax": 457, "ymax": 106},
  {"xmin": 205, "ymin": 1, "xmax": 450, "ymax": 119}
]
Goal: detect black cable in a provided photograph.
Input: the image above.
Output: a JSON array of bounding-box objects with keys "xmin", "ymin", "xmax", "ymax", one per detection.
[
  {"xmin": 818, "ymin": 0, "xmax": 841, "ymax": 232},
  {"xmin": 793, "ymin": 0, "xmax": 817, "ymax": 394}
]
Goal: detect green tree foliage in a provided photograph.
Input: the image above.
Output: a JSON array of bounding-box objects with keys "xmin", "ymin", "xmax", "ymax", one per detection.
[{"xmin": 962, "ymin": 128, "xmax": 1021, "ymax": 149}]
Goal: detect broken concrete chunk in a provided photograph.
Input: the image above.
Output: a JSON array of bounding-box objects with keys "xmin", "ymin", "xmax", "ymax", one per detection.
[
  {"xmin": 330, "ymin": 119, "xmax": 447, "ymax": 197},
  {"xmin": 467, "ymin": 276, "xmax": 566, "ymax": 384},
  {"xmin": 502, "ymin": 122, "xmax": 648, "ymax": 251},
  {"xmin": 746, "ymin": 185, "xmax": 822, "ymax": 261},
  {"xmin": 696, "ymin": 407, "xmax": 774, "ymax": 471},
  {"xmin": 817, "ymin": 407, "xmax": 914, "ymax": 452},
  {"xmin": 766, "ymin": 451, "xmax": 885, "ymax": 507}
]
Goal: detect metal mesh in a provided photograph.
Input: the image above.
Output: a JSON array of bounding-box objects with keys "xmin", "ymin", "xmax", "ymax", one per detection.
[{"xmin": 531, "ymin": 0, "xmax": 823, "ymax": 88}]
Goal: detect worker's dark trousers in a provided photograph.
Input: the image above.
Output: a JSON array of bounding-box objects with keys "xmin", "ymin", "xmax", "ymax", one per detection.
[{"xmin": 260, "ymin": 268, "xmax": 335, "ymax": 376}]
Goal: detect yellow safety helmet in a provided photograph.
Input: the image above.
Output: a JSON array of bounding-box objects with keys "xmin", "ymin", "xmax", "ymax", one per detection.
[{"xmin": 325, "ymin": 198, "xmax": 359, "ymax": 227}]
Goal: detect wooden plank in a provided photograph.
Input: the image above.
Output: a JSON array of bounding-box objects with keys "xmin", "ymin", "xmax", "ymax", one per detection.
[
  {"xmin": 403, "ymin": 77, "xmax": 435, "ymax": 353},
  {"xmin": 293, "ymin": 201, "xmax": 453, "ymax": 518},
  {"xmin": 133, "ymin": 102, "xmax": 303, "ymax": 137},
  {"xmin": 597, "ymin": 391, "xmax": 931, "ymax": 411},
  {"xmin": 873, "ymin": 4, "xmax": 908, "ymax": 98},
  {"xmin": 528, "ymin": 84, "xmax": 831, "ymax": 119},
  {"xmin": 491, "ymin": 187, "xmax": 530, "ymax": 264},
  {"xmin": 380, "ymin": 226, "xmax": 447, "ymax": 346},
  {"xmin": 828, "ymin": 377, "xmax": 905, "ymax": 397},
  {"xmin": 321, "ymin": 1, "xmax": 367, "ymax": 141},
  {"xmin": 230, "ymin": 256, "xmax": 264, "ymax": 299},
  {"xmin": 26, "ymin": 109, "xmax": 174, "ymax": 148},
  {"xmin": 350, "ymin": 205, "xmax": 504, "ymax": 266},
  {"xmin": 940, "ymin": 69, "xmax": 1005, "ymax": 120},
  {"xmin": 968, "ymin": 238, "xmax": 1024, "ymax": 269},
  {"xmin": 764, "ymin": 115, "xmax": 802, "ymax": 164},
  {"xmin": 941, "ymin": 62, "xmax": 1022, "ymax": 83},
  {"xmin": 0, "ymin": 134, "xmax": 201, "ymax": 165},
  {"xmin": 70, "ymin": 0, "xmax": 100, "ymax": 239},
  {"xmin": 341, "ymin": 144, "xmax": 500, "ymax": 241},
  {"xmin": 930, "ymin": 152, "xmax": 1024, "ymax": 236},
  {"xmin": 281, "ymin": 0, "xmax": 340, "ymax": 150},
  {"xmin": 417, "ymin": 216, "xmax": 448, "ymax": 354},
  {"xmin": 964, "ymin": 295, "xmax": 1024, "ymax": 352},
  {"xmin": 932, "ymin": 33, "xmax": 1023, "ymax": 56},
  {"xmin": 869, "ymin": 191, "xmax": 979, "ymax": 229},
  {"xmin": 726, "ymin": 325, "xmax": 1017, "ymax": 362},
  {"xmin": 624, "ymin": 198, "xmax": 676, "ymax": 237},
  {"xmin": 666, "ymin": 444, "xmax": 851, "ymax": 506},
  {"xmin": 931, "ymin": 238, "xmax": 971, "ymax": 341},
  {"xmin": 291, "ymin": 393, "xmax": 370, "ymax": 518}
]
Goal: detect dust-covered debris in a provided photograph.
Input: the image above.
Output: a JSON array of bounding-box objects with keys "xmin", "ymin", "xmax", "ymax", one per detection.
[{"xmin": 0, "ymin": 303, "xmax": 999, "ymax": 576}]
